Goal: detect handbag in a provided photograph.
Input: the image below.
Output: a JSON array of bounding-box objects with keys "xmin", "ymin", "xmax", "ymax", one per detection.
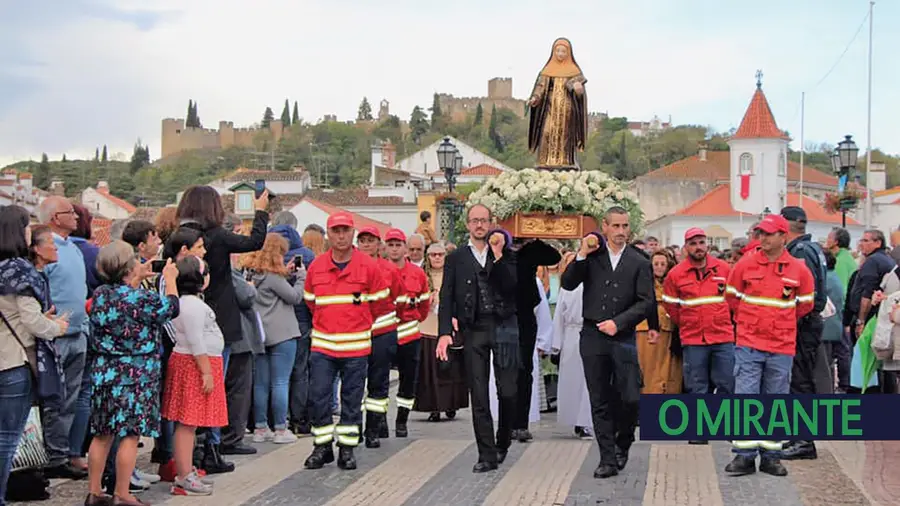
[
  {"xmin": 0, "ymin": 310, "xmax": 64, "ymax": 404},
  {"xmin": 11, "ymin": 407, "xmax": 50, "ymax": 472}
]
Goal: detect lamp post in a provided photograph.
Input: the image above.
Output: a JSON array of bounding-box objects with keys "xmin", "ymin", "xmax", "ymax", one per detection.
[
  {"xmin": 437, "ymin": 137, "xmax": 462, "ymax": 242},
  {"xmin": 831, "ymin": 134, "xmax": 859, "ymax": 228}
]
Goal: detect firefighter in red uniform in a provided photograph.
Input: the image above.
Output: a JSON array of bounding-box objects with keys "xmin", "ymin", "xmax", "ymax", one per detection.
[
  {"xmin": 355, "ymin": 226, "xmax": 401, "ymax": 448},
  {"xmin": 303, "ymin": 212, "xmax": 389, "ymax": 470},
  {"xmin": 723, "ymin": 214, "xmax": 814, "ymax": 477},
  {"xmin": 662, "ymin": 228, "xmax": 735, "ymax": 406},
  {"xmin": 384, "ymin": 228, "xmax": 431, "ymax": 437}
]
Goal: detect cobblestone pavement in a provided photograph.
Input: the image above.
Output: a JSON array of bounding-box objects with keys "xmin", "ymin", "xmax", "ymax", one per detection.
[{"xmin": 19, "ymin": 387, "xmax": 896, "ymax": 506}]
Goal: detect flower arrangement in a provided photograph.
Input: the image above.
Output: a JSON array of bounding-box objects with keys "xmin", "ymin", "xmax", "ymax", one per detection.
[
  {"xmin": 823, "ymin": 188, "xmax": 863, "ymax": 214},
  {"xmin": 466, "ymin": 169, "xmax": 644, "ymax": 231}
]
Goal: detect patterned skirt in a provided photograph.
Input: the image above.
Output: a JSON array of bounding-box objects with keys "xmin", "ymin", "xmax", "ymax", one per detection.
[
  {"xmin": 161, "ymin": 352, "xmax": 228, "ymax": 428},
  {"xmin": 91, "ymin": 381, "xmax": 160, "ymax": 439}
]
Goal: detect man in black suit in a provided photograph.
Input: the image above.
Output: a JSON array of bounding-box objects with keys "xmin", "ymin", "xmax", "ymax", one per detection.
[
  {"xmin": 561, "ymin": 206, "xmax": 654, "ymax": 479},
  {"xmin": 436, "ymin": 204, "xmax": 518, "ymax": 473}
]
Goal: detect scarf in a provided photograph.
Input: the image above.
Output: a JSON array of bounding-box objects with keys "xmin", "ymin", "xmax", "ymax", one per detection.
[{"xmin": 0, "ymin": 258, "xmax": 50, "ymax": 311}]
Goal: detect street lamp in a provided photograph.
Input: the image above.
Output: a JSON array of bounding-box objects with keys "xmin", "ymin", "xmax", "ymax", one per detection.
[
  {"xmin": 437, "ymin": 137, "xmax": 459, "ymax": 194},
  {"xmin": 832, "ymin": 134, "xmax": 859, "ymax": 227}
]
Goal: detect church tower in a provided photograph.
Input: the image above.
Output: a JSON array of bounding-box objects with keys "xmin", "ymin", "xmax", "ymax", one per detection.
[{"xmin": 728, "ymin": 72, "xmax": 790, "ymax": 216}]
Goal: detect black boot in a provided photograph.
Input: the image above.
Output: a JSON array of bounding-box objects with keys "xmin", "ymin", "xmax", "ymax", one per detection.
[
  {"xmin": 781, "ymin": 441, "xmax": 817, "ymax": 460},
  {"xmin": 304, "ymin": 445, "xmax": 335, "ymax": 469},
  {"xmin": 725, "ymin": 455, "xmax": 756, "ymax": 476},
  {"xmin": 364, "ymin": 412, "xmax": 381, "ymax": 449},
  {"xmin": 200, "ymin": 441, "xmax": 235, "ymax": 474},
  {"xmin": 759, "ymin": 458, "xmax": 788, "ymax": 476},
  {"xmin": 337, "ymin": 446, "xmax": 357, "ymax": 470},
  {"xmin": 378, "ymin": 412, "xmax": 389, "ymax": 439},
  {"xmin": 395, "ymin": 407, "xmax": 409, "ymax": 438}
]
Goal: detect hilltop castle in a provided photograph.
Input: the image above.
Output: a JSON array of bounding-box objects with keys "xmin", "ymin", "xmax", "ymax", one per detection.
[
  {"xmin": 437, "ymin": 78, "xmax": 528, "ymax": 122},
  {"xmin": 161, "ymin": 118, "xmax": 285, "ymax": 159}
]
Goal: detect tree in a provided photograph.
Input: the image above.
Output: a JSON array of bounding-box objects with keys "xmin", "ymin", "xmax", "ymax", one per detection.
[
  {"xmin": 488, "ymin": 104, "xmax": 499, "ymax": 150},
  {"xmin": 473, "ymin": 102, "xmax": 484, "ymax": 126},
  {"xmin": 35, "ymin": 153, "xmax": 51, "ymax": 190},
  {"xmin": 101, "ymin": 145, "xmax": 108, "ymax": 163},
  {"xmin": 292, "ymin": 101, "xmax": 300, "ymax": 124},
  {"xmin": 409, "ymin": 106, "xmax": 429, "ymax": 144},
  {"xmin": 193, "ymin": 101, "xmax": 201, "ymax": 128},
  {"xmin": 280, "ymin": 99, "xmax": 291, "ymax": 127},
  {"xmin": 94, "ymin": 148, "xmax": 100, "ymax": 162},
  {"xmin": 429, "ymin": 93, "xmax": 444, "ymax": 131},
  {"xmin": 261, "ymin": 107, "xmax": 275, "ymax": 129},
  {"xmin": 186, "ymin": 100, "xmax": 194, "ymax": 126},
  {"xmin": 61, "ymin": 154, "xmax": 67, "ymax": 163},
  {"xmin": 130, "ymin": 141, "xmax": 151, "ymax": 175},
  {"xmin": 357, "ymin": 97, "xmax": 373, "ymax": 121}
]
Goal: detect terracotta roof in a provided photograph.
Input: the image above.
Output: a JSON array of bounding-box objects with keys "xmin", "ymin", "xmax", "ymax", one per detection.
[
  {"xmin": 732, "ymin": 86, "xmax": 789, "ymax": 140},
  {"xmin": 875, "ymin": 186, "xmax": 900, "ymax": 197},
  {"xmin": 96, "ymin": 187, "xmax": 137, "ymax": 213},
  {"xmin": 303, "ymin": 198, "xmax": 391, "ymax": 236},
  {"xmin": 220, "ymin": 193, "xmax": 307, "ymax": 214},
  {"xmin": 639, "ymin": 151, "xmax": 841, "ymax": 187},
  {"xmin": 0, "ymin": 180, "xmax": 13, "ymax": 186},
  {"xmin": 221, "ymin": 167, "xmax": 309, "ymax": 183},
  {"xmin": 305, "ymin": 189, "xmax": 404, "ymax": 206},
  {"xmin": 429, "ymin": 163, "xmax": 505, "ymax": 177},
  {"xmin": 674, "ymin": 184, "xmax": 859, "ymax": 225},
  {"xmin": 18, "ymin": 173, "xmax": 32, "ymax": 179},
  {"xmin": 91, "ymin": 218, "xmax": 113, "ymax": 247}
]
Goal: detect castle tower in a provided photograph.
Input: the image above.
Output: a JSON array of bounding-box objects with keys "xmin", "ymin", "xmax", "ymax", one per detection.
[
  {"xmin": 378, "ymin": 99, "xmax": 390, "ymax": 120},
  {"xmin": 161, "ymin": 118, "xmax": 185, "ymax": 159},
  {"xmin": 728, "ymin": 72, "xmax": 790, "ymax": 216}
]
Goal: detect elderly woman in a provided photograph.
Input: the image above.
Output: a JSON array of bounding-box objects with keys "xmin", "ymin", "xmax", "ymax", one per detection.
[
  {"xmin": 414, "ymin": 242, "xmax": 468, "ymax": 421},
  {"xmin": 636, "ymin": 249, "xmax": 682, "ymax": 394},
  {"xmin": 85, "ymin": 241, "xmax": 179, "ymax": 506}
]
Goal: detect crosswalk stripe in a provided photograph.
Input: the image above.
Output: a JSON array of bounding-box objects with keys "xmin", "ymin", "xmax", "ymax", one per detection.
[
  {"xmin": 642, "ymin": 444, "xmax": 724, "ymax": 506},
  {"xmin": 157, "ymin": 438, "xmax": 315, "ymax": 506},
  {"xmin": 481, "ymin": 440, "xmax": 590, "ymax": 506},
  {"xmin": 322, "ymin": 439, "xmax": 470, "ymax": 506}
]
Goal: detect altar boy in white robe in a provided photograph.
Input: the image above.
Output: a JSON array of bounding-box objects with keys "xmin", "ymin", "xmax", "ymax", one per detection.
[
  {"xmin": 490, "ymin": 278, "xmax": 551, "ymax": 430},
  {"xmin": 551, "ymin": 252, "xmax": 593, "ymax": 438}
]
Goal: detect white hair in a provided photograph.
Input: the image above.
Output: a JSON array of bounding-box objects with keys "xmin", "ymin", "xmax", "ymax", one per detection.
[
  {"xmin": 37, "ymin": 197, "xmax": 67, "ymax": 224},
  {"xmin": 407, "ymin": 233, "xmax": 425, "ymax": 246}
]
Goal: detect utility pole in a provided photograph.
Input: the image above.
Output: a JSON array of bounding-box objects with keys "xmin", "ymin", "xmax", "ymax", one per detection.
[{"xmin": 864, "ymin": 0, "xmax": 875, "ymax": 227}]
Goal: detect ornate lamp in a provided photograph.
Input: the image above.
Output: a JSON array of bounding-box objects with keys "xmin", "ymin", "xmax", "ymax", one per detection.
[
  {"xmin": 830, "ymin": 149, "xmax": 841, "ymax": 175},
  {"xmin": 837, "ymin": 135, "xmax": 859, "ymax": 170},
  {"xmin": 437, "ymin": 137, "xmax": 459, "ymax": 193}
]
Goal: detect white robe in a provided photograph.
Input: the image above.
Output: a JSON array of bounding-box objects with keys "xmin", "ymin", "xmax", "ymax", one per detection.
[
  {"xmin": 551, "ymin": 284, "xmax": 592, "ymax": 428},
  {"xmin": 489, "ymin": 278, "xmax": 552, "ymax": 424}
]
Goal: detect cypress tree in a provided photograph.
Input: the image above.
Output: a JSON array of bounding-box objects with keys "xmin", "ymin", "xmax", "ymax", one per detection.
[
  {"xmin": 281, "ymin": 99, "xmax": 291, "ymax": 126},
  {"xmin": 292, "ymin": 101, "xmax": 300, "ymax": 124}
]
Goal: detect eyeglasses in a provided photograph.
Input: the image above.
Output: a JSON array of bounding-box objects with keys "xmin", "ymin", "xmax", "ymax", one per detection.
[
  {"xmin": 468, "ymin": 218, "xmax": 490, "ymax": 225},
  {"xmin": 55, "ymin": 210, "xmax": 76, "ymax": 217}
]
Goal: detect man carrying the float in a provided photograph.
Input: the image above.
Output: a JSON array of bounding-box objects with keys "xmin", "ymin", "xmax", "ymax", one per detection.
[
  {"xmin": 355, "ymin": 226, "xmax": 402, "ymax": 448},
  {"xmin": 384, "ymin": 228, "xmax": 431, "ymax": 438},
  {"xmin": 303, "ymin": 212, "xmax": 389, "ymax": 470}
]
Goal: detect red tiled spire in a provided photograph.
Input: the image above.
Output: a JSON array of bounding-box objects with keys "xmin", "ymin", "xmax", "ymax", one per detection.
[{"xmin": 732, "ymin": 77, "xmax": 788, "ymax": 140}]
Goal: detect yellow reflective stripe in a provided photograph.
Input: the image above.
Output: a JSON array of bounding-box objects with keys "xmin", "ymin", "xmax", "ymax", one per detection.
[
  {"xmin": 311, "ymin": 424, "xmax": 335, "ymax": 436},
  {"xmin": 335, "ymin": 425, "xmax": 359, "ymax": 435},
  {"xmin": 731, "ymin": 440, "xmax": 761, "ymax": 449},
  {"xmin": 397, "ymin": 320, "xmax": 420, "ymax": 339},
  {"xmin": 314, "ymin": 434, "xmax": 333, "ymax": 445},
  {"xmin": 417, "ymin": 292, "xmax": 431, "ymax": 302},
  {"xmin": 395, "ymin": 295, "xmax": 410, "ymax": 304},
  {"xmin": 309, "ymin": 290, "xmax": 390, "ymax": 306},
  {"xmin": 397, "ymin": 320, "xmax": 418, "ymax": 331},
  {"xmin": 311, "ymin": 329, "xmax": 371, "ymax": 342},
  {"xmin": 796, "ymin": 293, "xmax": 814, "ymax": 303},
  {"xmin": 661, "ymin": 294, "xmax": 681, "ymax": 304},
  {"xmin": 303, "ymin": 291, "xmax": 316, "ymax": 301},
  {"xmin": 740, "ymin": 295, "xmax": 797, "ymax": 309},
  {"xmin": 368, "ymin": 288, "xmax": 390, "ymax": 302},
  {"xmin": 372, "ymin": 312, "xmax": 398, "ymax": 331},
  {"xmin": 660, "ymin": 294, "xmax": 726, "ymax": 306},
  {"xmin": 314, "ymin": 294, "xmax": 357, "ymax": 305},
  {"xmin": 726, "ymin": 285, "xmax": 742, "ymax": 297},
  {"xmin": 364, "ymin": 397, "xmax": 389, "ymax": 413},
  {"xmin": 337, "ymin": 435, "xmax": 359, "ymax": 446},
  {"xmin": 759, "ymin": 440, "xmax": 784, "ymax": 451},
  {"xmin": 396, "ymin": 397, "xmax": 415, "ymax": 410},
  {"xmin": 311, "ymin": 338, "xmax": 370, "ymax": 352}
]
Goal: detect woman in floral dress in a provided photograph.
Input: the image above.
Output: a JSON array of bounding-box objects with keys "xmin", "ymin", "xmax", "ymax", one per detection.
[{"xmin": 85, "ymin": 241, "xmax": 179, "ymax": 506}]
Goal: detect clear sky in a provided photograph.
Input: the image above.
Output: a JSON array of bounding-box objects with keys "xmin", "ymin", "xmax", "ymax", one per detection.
[{"xmin": 0, "ymin": 0, "xmax": 896, "ymax": 166}]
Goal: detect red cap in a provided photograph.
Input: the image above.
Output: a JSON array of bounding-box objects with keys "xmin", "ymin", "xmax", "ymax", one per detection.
[
  {"xmin": 384, "ymin": 228, "xmax": 406, "ymax": 243},
  {"xmin": 357, "ymin": 226, "xmax": 380, "ymax": 240},
  {"xmin": 684, "ymin": 227, "xmax": 706, "ymax": 242},
  {"xmin": 741, "ymin": 239, "xmax": 761, "ymax": 254},
  {"xmin": 326, "ymin": 212, "xmax": 354, "ymax": 230},
  {"xmin": 754, "ymin": 214, "xmax": 789, "ymax": 235}
]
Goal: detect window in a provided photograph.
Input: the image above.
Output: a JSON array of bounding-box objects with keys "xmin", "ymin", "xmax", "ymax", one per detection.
[
  {"xmin": 236, "ymin": 191, "xmax": 253, "ymax": 213},
  {"xmin": 778, "ymin": 152, "xmax": 786, "ymax": 176},
  {"xmin": 739, "ymin": 153, "xmax": 753, "ymax": 175},
  {"xmin": 711, "ymin": 237, "xmax": 730, "ymax": 251}
]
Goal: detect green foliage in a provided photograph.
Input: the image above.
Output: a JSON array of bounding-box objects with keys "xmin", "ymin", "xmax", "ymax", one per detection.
[
  {"xmin": 429, "ymin": 93, "xmax": 445, "ymax": 131},
  {"xmin": 409, "ymin": 106, "xmax": 429, "ymax": 145},
  {"xmin": 130, "ymin": 141, "xmax": 150, "ymax": 175},
  {"xmin": 35, "ymin": 154, "xmax": 51, "ymax": 190},
  {"xmin": 357, "ymin": 97, "xmax": 373, "ymax": 121},
  {"xmin": 292, "ymin": 101, "xmax": 300, "ymax": 124},
  {"xmin": 186, "ymin": 100, "xmax": 201, "ymax": 128},
  {"xmin": 101, "ymin": 145, "xmax": 108, "ymax": 163},
  {"xmin": 281, "ymin": 99, "xmax": 291, "ymax": 127},
  {"xmin": 473, "ymin": 102, "xmax": 483, "ymax": 126},
  {"xmin": 261, "ymin": 107, "xmax": 274, "ymax": 128}
]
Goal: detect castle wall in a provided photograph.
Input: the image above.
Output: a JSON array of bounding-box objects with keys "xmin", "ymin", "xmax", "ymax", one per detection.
[
  {"xmin": 438, "ymin": 95, "xmax": 527, "ymax": 123},
  {"xmin": 161, "ymin": 117, "xmax": 286, "ymax": 158}
]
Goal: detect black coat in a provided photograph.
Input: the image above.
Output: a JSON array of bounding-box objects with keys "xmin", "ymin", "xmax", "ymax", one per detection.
[
  {"xmin": 561, "ymin": 243, "xmax": 654, "ymax": 349},
  {"xmin": 181, "ymin": 210, "xmax": 268, "ymax": 343},
  {"xmin": 438, "ymin": 244, "xmax": 517, "ymax": 340},
  {"xmin": 516, "ymin": 240, "xmax": 562, "ymax": 334}
]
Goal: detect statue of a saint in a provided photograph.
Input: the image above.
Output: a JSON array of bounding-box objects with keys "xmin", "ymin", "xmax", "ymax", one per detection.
[{"xmin": 527, "ymin": 38, "xmax": 588, "ymax": 171}]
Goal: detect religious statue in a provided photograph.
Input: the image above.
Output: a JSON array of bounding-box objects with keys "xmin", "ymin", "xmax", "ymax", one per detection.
[{"xmin": 527, "ymin": 38, "xmax": 588, "ymax": 171}]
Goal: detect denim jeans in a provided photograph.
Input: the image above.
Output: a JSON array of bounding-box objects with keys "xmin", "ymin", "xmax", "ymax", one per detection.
[
  {"xmin": 682, "ymin": 343, "xmax": 735, "ymax": 394},
  {"xmin": 0, "ymin": 366, "xmax": 33, "ymax": 506},
  {"xmin": 254, "ymin": 339, "xmax": 298, "ymax": 431},
  {"xmin": 289, "ymin": 333, "xmax": 310, "ymax": 425},
  {"xmin": 731, "ymin": 345, "xmax": 792, "ymax": 459},
  {"xmin": 69, "ymin": 353, "xmax": 93, "ymax": 459},
  {"xmin": 41, "ymin": 331, "xmax": 87, "ymax": 466},
  {"xmin": 209, "ymin": 345, "xmax": 231, "ymax": 445}
]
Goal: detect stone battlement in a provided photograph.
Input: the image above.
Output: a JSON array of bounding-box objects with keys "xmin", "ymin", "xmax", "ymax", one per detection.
[{"xmin": 161, "ymin": 117, "xmax": 284, "ymax": 158}]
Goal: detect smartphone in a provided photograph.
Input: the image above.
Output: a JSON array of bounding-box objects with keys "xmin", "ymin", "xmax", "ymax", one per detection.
[
  {"xmin": 254, "ymin": 179, "xmax": 266, "ymax": 198},
  {"xmin": 150, "ymin": 259, "xmax": 167, "ymax": 273}
]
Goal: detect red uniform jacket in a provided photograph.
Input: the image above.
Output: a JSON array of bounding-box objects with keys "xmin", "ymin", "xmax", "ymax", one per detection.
[
  {"xmin": 371, "ymin": 257, "xmax": 401, "ymax": 336},
  {"xmin": 725, "ymin": 249, "xmax": 815, "ymax": 356},
  {"xmin": 304, "ymin": 248, "xmax": 390, "ymax": 358},
  {"xmin": 394, "ymin": 261, "xmax": 431, "ymax": 346},
  {"xmin": 662, "ymin": 256, "xmax": 735, "ymax": 346}
]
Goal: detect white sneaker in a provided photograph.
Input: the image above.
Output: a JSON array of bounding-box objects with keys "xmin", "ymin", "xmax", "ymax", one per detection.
[
  {"xmin": 172, "ymin": 471, "xmax": 213, "ymax": 496},
  {"xmin": 130, "ymin": 471, "xmax": 151, "ymax": 490},
  {"xmin": 252, "ymin": 428, "xmax": 275, "ymax": 443},
  {"xmin": 134, "ymin": 468, "xmax": 161, "ymax": 484},
  {"xmin": 273, "ymin": 429, "xmax": 298, "ymax": 444}
]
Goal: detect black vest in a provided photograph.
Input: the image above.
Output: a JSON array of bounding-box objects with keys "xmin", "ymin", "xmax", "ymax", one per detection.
[{"xmin": 474, "ymin": 262, "xmax": 496, "ymax": 321}]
